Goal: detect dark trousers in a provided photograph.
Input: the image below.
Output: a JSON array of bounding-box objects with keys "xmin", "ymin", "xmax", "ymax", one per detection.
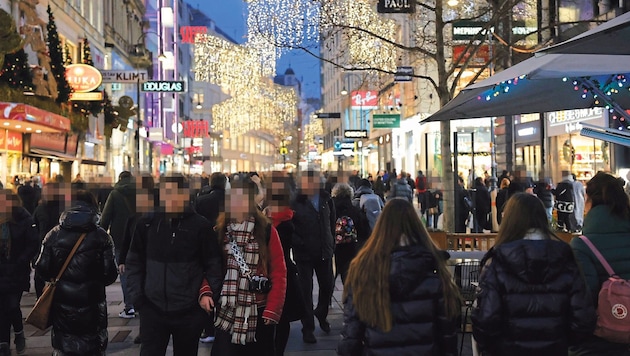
[
  {"xmin": 211, "ymin": 310, "xmax": 275, "ymax": 356},
  {"xmin": 139, "ymin": 304, "xmax": 205, "ymax": 356},
  {"xmin": 0, "ymin": 292, "xmax": 22, "ymax": 343},
  {"xmin": 296, "ymin": 258, "xmax": 334, "ymax": 333},
  {"xmin": 275, "ymin": 321, "xmax": 290, "ymax": 356}
]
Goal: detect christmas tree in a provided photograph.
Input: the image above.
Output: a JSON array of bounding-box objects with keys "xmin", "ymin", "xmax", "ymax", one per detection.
[
  {"xmin": 0, "ymin": 49, "xmax": 34, "ymax": 92},
  {"xmin": 47, "ymin": 5, "xmax": 72, "ymax": 104},
  {"xmin": 102, "ymin": 90, "xmax": 118, "ymax": 137}
]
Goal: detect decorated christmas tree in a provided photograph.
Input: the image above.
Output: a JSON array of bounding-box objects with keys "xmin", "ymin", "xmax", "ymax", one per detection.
[
  {"xmin": 0, "ymin": 49, "xmax": 34, "ymax": 92},
  {"xmin": 46, "ymin": 5, "xmax": 72, "ymax": 104}
]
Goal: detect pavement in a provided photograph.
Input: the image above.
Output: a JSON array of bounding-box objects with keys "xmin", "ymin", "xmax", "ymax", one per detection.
[{"xmin": 15, "ymin": 274, "xmax": 474, "ymax": 356}]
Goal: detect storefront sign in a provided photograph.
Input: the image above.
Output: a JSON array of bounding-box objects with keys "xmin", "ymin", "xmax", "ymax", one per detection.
[
  {"xmin": 351, "ymin": 91, "xmax": 378, "ymax": 109},
  {"xmin": 100, "ymin": 70, "xmax": 149, "ymax": 83},
  {"xmin": 183, "ymin": 120, "xmax": 209, "ymax": 138},
  {"xmin": 0, "ymin": 130, "xmax": 23, "ymax": 152},
  {"xmin": 65, "ymin": 64, "xmax": 102, "ymax": 92},
  {"xmin": 344, "ymin": 130, "xmax": 368, "ymax": 139},
  {"xmin": 372, "ymin": 114, "xmax": 401, "ymax": 128},
  {"xmin": 141, "ymin": 81, "xmax": 185, "ymax": 93},
  {"xmin": 0, "ymin": 103, "xmax": 71, "ymax": 131},
  {"xmin": 148, "ymin": 127, "xmax": 163, "ymax": 141},
  {"xmin": 377, "ymin": 0, "xmax": 415, "ymax": 13},
  {"xmin": 452, "ymin": 45, "xmax": 490, "ymax": 67},
  {"xmin": 452, "ymin": 21, "xmax": 537, "ymax": 41},
  {"xmin": 514, "ymin": 120, "xmax": 541, "ymax": 144},
  {"xmin": 546, "ymin": 108, "xmax": 606, "ymax": 136},
  {"xmin": 69, "ymin": 92, "xmax": 103, "ymax": 101},
  {"xmin": 29, "ymin": 132, "xmax": 66, "ymax": 153},
  {"xmin": 394, "ymin": 66, "xmax": 414, "ymax": 82},
  {"xmin": 180, "ymin": 26, "xmax": 208, "ymax": 43}
]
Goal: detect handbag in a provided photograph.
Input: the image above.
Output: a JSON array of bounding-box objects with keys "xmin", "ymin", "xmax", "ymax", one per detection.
[{"xmin": 26, "ymin": 233, "xmax": 87, "ymax": 330}]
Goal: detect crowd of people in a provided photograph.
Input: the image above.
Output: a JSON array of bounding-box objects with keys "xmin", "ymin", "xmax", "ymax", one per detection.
[{"xmin": 0, "ymin": 168, "xmax": 628, "ymax": 356}]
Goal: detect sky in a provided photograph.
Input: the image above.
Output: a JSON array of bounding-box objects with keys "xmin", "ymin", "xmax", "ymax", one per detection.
[{"xmin": 192, "ymin": 1, "xmax": 322, "ymax": 100}]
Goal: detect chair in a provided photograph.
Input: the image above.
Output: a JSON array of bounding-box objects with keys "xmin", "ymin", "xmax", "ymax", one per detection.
[{"xmin": 454, "ymin": 260, "xmax": 481, "ymax": 356}]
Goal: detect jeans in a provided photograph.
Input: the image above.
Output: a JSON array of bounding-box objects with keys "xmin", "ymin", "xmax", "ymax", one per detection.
[
  {"xmin": 0, "ymin": 292, "xmax": 22, "ymax": 344},
  {"xmin": 296, "ymin": 258, "xmax": 334, "ymax": 333},
  {"xmin": 115, "ymin": 250, "xmax": 132, "ymax": 310},
  {"xmin": 139, "ymin": 303, "xmax": 205, "ymax": 356}
]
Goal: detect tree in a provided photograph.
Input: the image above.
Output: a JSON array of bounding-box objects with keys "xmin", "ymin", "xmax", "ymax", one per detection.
[
  {"xmin": 46, "ymin": 5, "xmax": 72, "ymax": 104},
  {"xmin": 247, "ymin": 0, "xmax": 563, "ymax": 231},
  {"xmin": 0, "ymin": 49, "xmax": 34, "ymax": 92}
]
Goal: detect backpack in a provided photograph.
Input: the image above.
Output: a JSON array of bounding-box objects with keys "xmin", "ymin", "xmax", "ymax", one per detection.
[
  {"xmin": 335, "ymin": 216, "xmax": 357, "ymax": 244},
  {"xmin": 579, "ymin": 236, "xmax": 630, "ymax": 344},
  {"xmin": 416, "ymin": 176, "xmax": 426, "ymax": 191}
]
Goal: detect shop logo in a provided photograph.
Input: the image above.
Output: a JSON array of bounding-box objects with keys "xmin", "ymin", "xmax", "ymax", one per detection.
[
  {"xmin": 141, "ymin": 81, "xmax": 185, "ymax": 93},
  {"xmin": 65, "ymin": 64, "xmax": 102, "ymax": 92}
]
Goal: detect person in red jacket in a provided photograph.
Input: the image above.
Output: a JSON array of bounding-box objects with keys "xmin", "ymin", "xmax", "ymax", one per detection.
[
  {"xmin": 415, "ymin": 170, "xmax": 428, "ymax": 218},
  {"xmin": 201, "ymin": 177, "xmax": 287, "ymax": 356}
]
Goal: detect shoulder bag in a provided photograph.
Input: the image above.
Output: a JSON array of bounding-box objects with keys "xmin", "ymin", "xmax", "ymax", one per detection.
[{"xmin": 26, "ymin": 232, "xmax": 87, "ymax": 330}]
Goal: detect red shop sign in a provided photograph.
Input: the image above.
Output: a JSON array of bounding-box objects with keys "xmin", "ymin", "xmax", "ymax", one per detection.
[
  {"xmin": 0, "ymin": 130, "xmax": 23, "ymax": 152},
  {"xmin": 183, "ymin": 120, "xmax": 209, "ymax": 138},
  {"xmin": 180, "ymin": 26, "xmax": 208, "ymax": 43},
  {"xmin": 351, "ymin": 90, "xmax": 379, "ymax": 109}
]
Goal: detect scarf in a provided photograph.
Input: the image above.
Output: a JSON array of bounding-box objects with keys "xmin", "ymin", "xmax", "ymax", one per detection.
[{"xmin": 215, "ymin": 219, "xmax": 261, "ymax": 345}]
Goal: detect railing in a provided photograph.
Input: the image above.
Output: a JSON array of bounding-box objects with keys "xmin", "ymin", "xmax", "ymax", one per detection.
[{"xmin": 429, "ymin": 231, "xmax": 577, "ymax": 252}]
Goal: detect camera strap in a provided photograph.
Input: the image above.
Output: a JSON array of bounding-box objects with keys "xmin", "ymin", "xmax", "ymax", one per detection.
[{"xmin": 227, "ymin": 224, "xmax": 252, "ymax": 280}]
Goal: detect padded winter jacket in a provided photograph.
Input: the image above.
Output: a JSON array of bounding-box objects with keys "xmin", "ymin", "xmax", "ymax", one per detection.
[
  {"xmin": 35, "ymin": 204, "xmax": 118, "ymax": 355},
  {"xmin": 570, "ymin": 205, "xmax": 630, "ymax": 354},
  {"xmin": 472, "ymin": 236, "xmax": 596, "ymax": 356},
  {"xmin": 0, "ymin": 207, "xmax": 38, "ymax": 293},
  {"xmin": 338, "ymin": 244, "xmax": 458, "ymax": 356},
  {"xmin": 126, "ymin": 210, "xmax": 223, "ymax": 314}
]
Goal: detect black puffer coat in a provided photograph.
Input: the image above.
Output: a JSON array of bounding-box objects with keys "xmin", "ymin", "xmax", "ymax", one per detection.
[
  {"xmin": 35, "ymin": 204, "xmax": 118, "ymax": 355},
  {"xmin": 0, "ymin": 207, "xmax": 39, "ymax": 293},
  {"xmin": 290, "ymin": 190, "xmax": 336, "ymax": 262},
  {"xmin": 472, "ymin": 237, "xmax": 596, "ymax": 356},
  {"xmin": 338, "ymin": 244, "xmax": 458, "ymax": 355}
]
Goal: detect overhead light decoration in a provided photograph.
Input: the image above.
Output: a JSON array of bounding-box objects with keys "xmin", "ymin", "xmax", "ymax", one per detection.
[
  {"xmin": 302, "ymin": 115, "xmax": 324, "ymax": 150},
  {"xmin": 570, "ymin": 74, "xmax": 630, "ymax": 131},
  {"xmin": 477, "ymin": 75, "xmax": 526, "ymax": 101}
]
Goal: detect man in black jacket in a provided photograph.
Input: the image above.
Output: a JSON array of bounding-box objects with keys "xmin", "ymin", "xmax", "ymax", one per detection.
[
  {"xmin": 126, "ymin": 175, "xmax": 223, "ymax": 356},
  {"xmin": 195, "ymin": 172, "xmax": 227, "ymax": 226},
  {"xmin": 291, "ymin": 170, "xmax": 336, "ymax": 344}
]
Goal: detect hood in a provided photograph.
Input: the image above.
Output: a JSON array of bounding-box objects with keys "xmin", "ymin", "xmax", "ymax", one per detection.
[
  {"xmin": 489, "ymin": 238, "xmax": 573, "ymax": 284},
  {"xmin": 333, "ymin": 196, "xmax": 354, "ymax": 212},
  {"xmin": 354, "ymin": 185, "xmax": 374, "ymax": 196},
  {"xmin": 271, "ymin": 207, "xmax": 294, "ymax": 227},
  {"xmin": 59, "ymin": 203, "xmax": 99, "ymax": 232},
  {"xmin": 390, "ymin": 244, "xmax": 438, "ymax": 279},
  {"xmin": 114, "ymin": 176, "xmax": 135, "ymax": 197},
  {"xmin": 11, "ymin": 206, "xmax": 32, "ymax": 222},
  {"xmin": 396, "ymin": 179, "xmax": 408, "ymax": 186},
  {"xmin": 582, "ymin": 204, "xmax": 630, "ymax": 235}
]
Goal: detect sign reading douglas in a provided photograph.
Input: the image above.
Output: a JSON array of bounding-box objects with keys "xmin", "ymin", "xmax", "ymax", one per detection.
[{"xmin": 141, "ymin": 80, "xmax": 186, "ymax": 93}]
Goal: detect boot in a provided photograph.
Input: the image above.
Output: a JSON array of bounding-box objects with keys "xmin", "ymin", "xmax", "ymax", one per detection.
[
  {"xmin": 14, "ymin": 330, "xmax": 26, "ymax": 354},
  {"xmin": 0, "ymin": 342, "xmax": 10, "ymax": 356}
]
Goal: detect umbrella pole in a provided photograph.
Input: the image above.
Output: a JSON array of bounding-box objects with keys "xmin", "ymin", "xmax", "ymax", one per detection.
[{"xmin": 578, "ymin": 77, "xmax": 630, "ymax": 122}]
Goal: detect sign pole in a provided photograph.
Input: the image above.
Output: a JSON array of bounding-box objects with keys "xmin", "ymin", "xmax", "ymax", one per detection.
[{"xmin": 136, "ymin": 77, "xmax": 141, "ymax": 173}]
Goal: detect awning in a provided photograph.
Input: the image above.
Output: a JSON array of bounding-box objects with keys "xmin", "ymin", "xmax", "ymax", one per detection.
[
  {"xmin": 27, "ymin": 149, "xmax": 77, "ymax": 161},
  {"xmin": 80, "ymin": 159, "xmax": 107, "ymax": 166},
  {"xmin": 0, "ymin": 103, "xmax": 71, "ymax": 133}
]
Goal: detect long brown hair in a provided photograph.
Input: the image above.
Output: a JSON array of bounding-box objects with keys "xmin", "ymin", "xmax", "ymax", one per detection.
[
  {"xmin": 216, "ymin": 179, "xmax": 271, "ymax": 275},
  {"xmin": 343, "ymin": 198, "xmax": 461, "ymax": 332},
  {"xmin": 495, "ymin": 192, "xmax": 560, "ymax": 246},
  {"xmin": 586, "ymin": 171, "xmax": 630, "ymax": 220}
]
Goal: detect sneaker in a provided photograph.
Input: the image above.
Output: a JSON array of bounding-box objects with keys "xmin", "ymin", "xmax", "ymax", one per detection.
[
  {"xmin": 14, "ymin": 330, "xmax": 26, "ymax": 354},
  {"xmin": 199, "ymin": 336, "xmax": 215, "ymax": 343},
  {"xmin": 314, "ymin": 311, "xmax": 331, "ymax": 333},
  {"xmin": 133, "ymin": 335, "xmax": 141, "ymax": 344},
  {"xmin": 119, "ymin": 308, "xmax": 135, "ymax": 319}
]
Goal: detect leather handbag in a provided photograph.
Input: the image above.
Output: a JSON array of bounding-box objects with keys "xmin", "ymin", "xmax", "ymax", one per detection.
[{"xmin": 26, "ymin": 233, "xmax": 87, "ymax": 330}]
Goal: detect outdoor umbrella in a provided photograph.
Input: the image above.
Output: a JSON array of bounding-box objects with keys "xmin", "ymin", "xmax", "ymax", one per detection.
[
  {"xmin": 539, "ymin": 11, "xmax": 630, "ymax": 55},
  {"xmin": 422, "ymin": 13, "xmax": 630, "ymax": 123}
]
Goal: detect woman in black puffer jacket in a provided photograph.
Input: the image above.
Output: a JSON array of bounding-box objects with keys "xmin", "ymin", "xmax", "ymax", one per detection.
[
  {"xmin": 338, "ymin": 198, "xmax": 460, "ymax": 356},
  {"xmin": 472, "ymin": 193, "xmax": 596, "ymax": 356},
  {"xmin": 36, "ymin": 191, "xmax": 118, "ymax": 356}
]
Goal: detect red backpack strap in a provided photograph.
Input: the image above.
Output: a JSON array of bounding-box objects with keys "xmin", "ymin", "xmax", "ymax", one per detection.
[{"xmin": 579, "ymin": 235, "xmax": 616, "ymax": 277}]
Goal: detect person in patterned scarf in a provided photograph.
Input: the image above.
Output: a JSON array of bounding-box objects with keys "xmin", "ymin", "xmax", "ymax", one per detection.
[{"xmin": 204, "ymin": 177, "xmax": 287, "ymax": 356}]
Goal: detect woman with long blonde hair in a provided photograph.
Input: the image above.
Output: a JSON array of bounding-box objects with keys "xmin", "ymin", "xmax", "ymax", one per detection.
[{"xmin": 337, "ymin": 198, "xmax": 460, "ymax": 355}]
